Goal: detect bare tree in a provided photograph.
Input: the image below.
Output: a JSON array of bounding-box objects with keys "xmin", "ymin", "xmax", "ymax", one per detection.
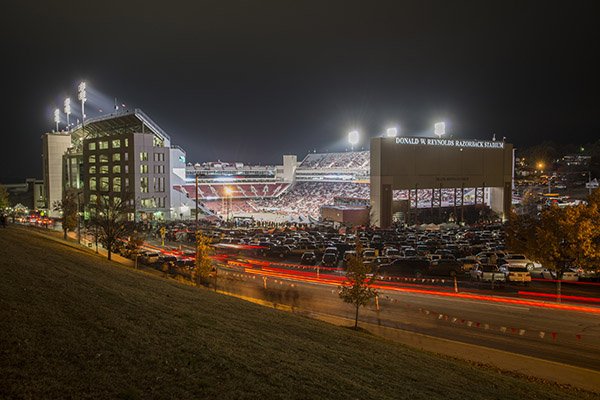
[
  {"xmin": 339, "ymin": 239, "xmax": 377, "ymax": 329},
  {"xmin": 89, "ymin": 195, "xmax": 133, "ymax": 261}
]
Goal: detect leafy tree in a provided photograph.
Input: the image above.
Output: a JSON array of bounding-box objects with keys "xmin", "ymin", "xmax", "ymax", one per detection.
[
  {"xmin": 339, "ymin": 240, "xmax": 377, "ymax": 329},
  {"xmin": 0, "ymin": 184, "xmax": 9, "ymax": 210},
  {"xmin": 193, "ymin": 230, "xmax": 214, "ymax": 285},
  {"xmin": 507, "ymin": 188, "xmax": 600, "ymax": 276},
  {"xmin": 89, "ymin": 195, "xmax": 133, "ymax": 261},
  {"xmin": 53, "ymin": 189, "xmax": 79, "ymax": 240}
]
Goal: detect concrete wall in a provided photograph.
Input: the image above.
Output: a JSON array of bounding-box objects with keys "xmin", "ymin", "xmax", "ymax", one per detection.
[{"xmin": 42, "ymin": 133, "xmax": 72, "ymax": 217}]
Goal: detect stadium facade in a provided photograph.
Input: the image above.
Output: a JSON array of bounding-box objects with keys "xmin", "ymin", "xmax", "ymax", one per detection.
[
  {"xmin": 42, "ymin": 109, "xmax": 189, "ymax": 221},
  {"xmin": 42, "ymin": 108, "xmax": 514, "ymax": 226}
]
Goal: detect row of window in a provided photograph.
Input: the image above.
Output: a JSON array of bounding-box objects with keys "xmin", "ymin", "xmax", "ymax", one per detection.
[
  {"xmin": 140, "ymin": 197, "xmax": 166, "ymax": 208},
  {"xmin": 88, "ymin": 153, "xmax": 166, "ymax": 167},
  {"xmin": 89, "ymin": 177, "xmax": 125, "ymax": 192},
  {"xmin": 88, "ymin": 194, "xmax": 165, "ymax": 209},
  {"xmin": 89, "ymin": 164, "xmax": 165, "ymax": 175},
  {"xmin": 89, "ymin": 176, "xmax": 166, "ymax": 193},
  {"xmin": 139, "ymin": 177, "xmax": 166, "ymax": 193},
  {"xmin": 88, "ymin": 138, "xmax": 129, "ymax": 151},
  {"xmin": 140, "ymin": 152, "xmax": 166, "ymax": 162},
  {"xmin": 89, "ymin": 153, "xmax": 126, "ymax": 163}
]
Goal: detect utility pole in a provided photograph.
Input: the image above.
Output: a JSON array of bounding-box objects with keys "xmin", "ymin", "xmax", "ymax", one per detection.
[
  {"xmin": 195, "ymin": 172, "xmax": 199, "ymax": 224},
  {"xmin": 77, "ymin": 191, "xmax": 81, "ymax": 244}
]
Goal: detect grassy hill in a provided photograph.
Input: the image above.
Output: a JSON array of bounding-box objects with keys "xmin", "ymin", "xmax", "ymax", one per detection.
[{"xmin": 0, "ymin": 227, "xmax": 595, "ymax": 400}]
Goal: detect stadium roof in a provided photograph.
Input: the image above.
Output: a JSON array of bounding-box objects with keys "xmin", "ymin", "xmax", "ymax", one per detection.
[{"xmin": 70, "ymin": 108, "xmax": 170, "ymax": 143}]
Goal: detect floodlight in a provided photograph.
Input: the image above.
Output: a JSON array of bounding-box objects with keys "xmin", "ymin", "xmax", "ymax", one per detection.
[
  {"xmin": 54, "ymin": 108, "xmax": 60, "ymax": 131},
  {"xmin": 434, "ymin": 122, "xmax": 445, "ymax": 137},
  {"xmin": 348, "ymin": 130, "xmax": 359, "ymax": 146},
  {"xmin": 386, "ymin": 127, "xmax": 398, "ymax": 137},
  {"xmin": 64, "ymin": 98, "xmax": 71, "ymax": 126},
  {"xmin": 78, "ymin": 81, "xmax": 87, "ymax": 121}
]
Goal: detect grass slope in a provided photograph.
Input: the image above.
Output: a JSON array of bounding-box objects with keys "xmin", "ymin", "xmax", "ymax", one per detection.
[{"xmin": 0, "ymin": 227, "xmax": 596, "ymax": 400}]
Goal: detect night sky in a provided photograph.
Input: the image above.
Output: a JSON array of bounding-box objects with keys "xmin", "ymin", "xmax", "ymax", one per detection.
[{"xmin": 1, "ymin": 1, "xmax": 597, "ymax": 182}]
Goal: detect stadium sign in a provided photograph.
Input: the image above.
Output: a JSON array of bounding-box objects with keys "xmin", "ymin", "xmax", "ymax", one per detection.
[{"xmin": 395, "ymin": 137, "xmax": 504, "ymax": 149}]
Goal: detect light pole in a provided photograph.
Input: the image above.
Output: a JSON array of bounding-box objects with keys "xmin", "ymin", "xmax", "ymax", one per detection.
[
  {"xmin": 224, "ymin": 187, "xmax": 233, "ymax": 223},
  {"xmin": 64, "ymin": 98, "xmax": 71, "ymax": 128},
  {"xmin": 54, "ymin": 108, "xmax": 60, "ymax": 132},
  {"xmin": 77, "ymin": 191, "xmax": 82, "ymax": 244}
]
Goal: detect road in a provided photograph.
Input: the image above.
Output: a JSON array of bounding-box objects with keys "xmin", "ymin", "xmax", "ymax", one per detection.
[
  {"xmin": 213, "ymin": 264, "xmax": 600, "ymax": 371},
  {"xmin": 144, "ymin": 238, "xmax": 600, "ymax": 371}
]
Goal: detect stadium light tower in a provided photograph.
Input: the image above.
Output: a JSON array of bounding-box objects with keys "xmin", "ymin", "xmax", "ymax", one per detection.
[
  {"xmin": 386, "ymin": 127, "xmax": 398, "ymax": 137},
  {"xmin": 78, "ymin": 81, "xmax": 87, "ymax": 122},
  {"xmin": 54, "ymin": 108, "xmax": 60, "ymax": 131},
  {"xmin": 348, "ymin": 130, "xmax": 359, "ymax": 150},
  {"xmin": 64, "ymin": 98, "xmax": 71, "ymax": 128},
  {"xmin": 434, "ymin": 122, "xmax": 445, "ymax": 138}
]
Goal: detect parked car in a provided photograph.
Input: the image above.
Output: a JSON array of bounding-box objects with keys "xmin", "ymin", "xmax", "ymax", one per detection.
[
  {"xmin": 429, "ymin": 259, "xmax": 463, "ymax": 277},
  {"xmin": 505, "ymin": 265, "xmax": 531, "ymax": 284},
  {"xmin": 378, "ymin": 257, "xmax": 430, "ymax": 278},
  {"xmin": 529, "ymin": 266, "xmax": 556, "ymax": 279},
  {"xmin": 300, "ymin": 251, "xmax": 317, "ymax": 266},
  {"xmin": 470, "ymin": 264, "xmax": 506, "ymax": 283},
  {"xmin": 321, "ymin": 253, "xmax": 338, "ymax": 267},
  {"xmin": 561, "ymin": 270, "xmax": 579, "ymax": 282},
  {"xmin": 458, "ymin": 256, "xmax": 480, "ymax": 272},
  {"xmin": 141, "ymin": 251, "xmax": 160, "ymax": 264}
]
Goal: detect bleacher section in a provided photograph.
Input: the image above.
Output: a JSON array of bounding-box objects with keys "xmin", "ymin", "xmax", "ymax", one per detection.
[
  {"xmin": 178, "ymin": 183, "xmax": 289, "ymax": 199},
  {"xmin": 299, "ymin": 151, "xmax": 370, "ymax": 170}
]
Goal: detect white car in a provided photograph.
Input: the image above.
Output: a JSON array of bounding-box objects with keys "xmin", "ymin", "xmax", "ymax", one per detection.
[{"xmin": 561, "ymin": 271, "xmax": 579, "ymax": 282}]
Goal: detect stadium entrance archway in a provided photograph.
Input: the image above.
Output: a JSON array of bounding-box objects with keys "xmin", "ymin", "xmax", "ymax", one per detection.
[{"xmin": 370, "ymin": 137, "xmax": 514, "ymax": 228}]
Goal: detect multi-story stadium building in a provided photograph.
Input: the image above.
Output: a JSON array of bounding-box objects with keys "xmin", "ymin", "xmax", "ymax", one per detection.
[
  {"xmin": 43, "ymin": 109, "xmax": 188, "ymax": 222},
  {"xmin": 43, "ymin": 108, "xmax": 514, "ymax": 226}
]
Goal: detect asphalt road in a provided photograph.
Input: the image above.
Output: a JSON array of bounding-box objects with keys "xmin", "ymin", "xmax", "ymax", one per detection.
[{"xmin": 213, "ymin": 264, "xmax": 600, "ymax": 371}]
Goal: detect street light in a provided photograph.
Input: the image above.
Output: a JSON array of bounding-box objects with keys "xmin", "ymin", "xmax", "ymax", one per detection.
[
  {"xmin": 224, "ymin": 187, "xmax": 233, "ymax": 222},
  {"xmin": 192, "ymin": 163, "xmax": 201, "ymax": 224},
  {"xmin": 54, "ymin": 108, "xmax": 60, "ymax": 131},
  {"xmin": 64, "ymin": 98, "xmax": 71, "ymax": 128},
  {"xmin": 348, "ymin": 130, "xmax": 359, "ymax": 150}
]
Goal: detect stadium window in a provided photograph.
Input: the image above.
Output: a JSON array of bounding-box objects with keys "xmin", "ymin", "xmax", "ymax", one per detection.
[
  {"xmin": 88, "ymin": 155, "xmax": 96, "ymax": 163},
  {"xmin": 140, "ymin": 177, "xmax": 149, "ymax": 193},
  {"xmin": 89, "ymin": 194, "xmax": 97, "ymax": 204},
  {"xmin": 88, "ymin": 142, "xmax": 96, "ymax": 150},
  {"xmin": 124, "ymin": 152, "xmax": 129, "ymax": 161},
  {"xmin": 124, "ymin": 165, "xmax": 129, "ymax": 173},
  {"xmin": 141, "ymin": 198, "xmax": 155, "ymax": 208},
  {"xmin": 113, "ymin": 177, "xmax": 121, "ymax": 192},
  {"xmin": 153, "ymin": 137, "xmax": 163, "ymax": 147},
  {"xmin": 99, "ymin": 165, "xmax": 109, "ymax": 174},
  {"xmin": 89, "ymin": 165, "xmax": 96, "ymax": 174},
  {"xmin": 99, "ymin": 141, "xmax": 109, "ymax": 150},
  {"xmin": 113, "ymin": 165, "xmax": 121, "ymax": 174},
  {"xmin": 89, "ymin": 177, "xmax": 96, "ymax": 191},
  {"xmin": 140, "ymin": 164, "xmax": 148, "ymax": 174},
  {"xmin": 123, "ymin": 138, "xmax": 129, "ymax": 147},
  {"xmin": 124, "ymin": 177, "xmax": 129, "ymax": 189},
  {"xmin": 99, "ymin": 154, "xmax": 109, "ymax": 163},
  {"xmin": 140, "ymin": 152, "xmax": 148, "ymax": 161},
  {"xmin": 112, "ymin": 139, "xmax": 121, "ymax": 149},
  {"xmin": 112, "ymin": 153, "xmax": 121, "ymax": 162},
  {"xmin": 113, "ymin": 196, "xmax": 121, "ymax": 205},
  {"xmin": 100, "ymin": 177, "xmax": 109, "ymax": 192}
]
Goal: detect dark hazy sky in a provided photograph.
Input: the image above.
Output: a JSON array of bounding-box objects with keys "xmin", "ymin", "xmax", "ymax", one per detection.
[{"xmin": 1, "ymin": 0, "xmax": 597, "ymax": 182}]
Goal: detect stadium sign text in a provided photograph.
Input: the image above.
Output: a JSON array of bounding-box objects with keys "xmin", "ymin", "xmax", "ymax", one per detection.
[{"xmin": 395, "ymin": 137, "xmax": 504, "ymax": 149}]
